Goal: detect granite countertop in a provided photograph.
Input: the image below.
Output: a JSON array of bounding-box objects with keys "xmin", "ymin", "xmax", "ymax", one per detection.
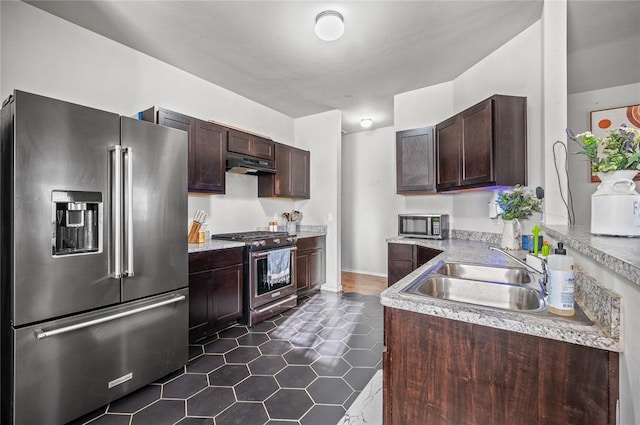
[
  {"xmin": 543, "ymin": 224, "xmax": 640, "ymax": 286},
  {"xmin": 188, "ymin": 239, "xmax": 245, "ymax": 253},
  {"xmin": 295, "ymin": 231, "xmax": 327, "ymax": 239},
  {"xmin": 382, "ymin": 236, "xmax": 621, "ymax": 352}
]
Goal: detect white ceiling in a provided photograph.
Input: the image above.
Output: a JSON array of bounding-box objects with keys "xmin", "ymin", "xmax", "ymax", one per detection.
[{"xmin": 26, "ymin": 1, "xmax": 640, "ymax": 134}]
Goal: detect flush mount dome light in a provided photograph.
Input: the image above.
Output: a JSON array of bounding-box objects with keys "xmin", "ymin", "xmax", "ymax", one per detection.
[
  {"xmin": 360, "ymin": 118, "xmax": 373, "ymax": 129},
  {"xmin": 315, "ymin": 10, "xmax": 344, "ymax": 41}
]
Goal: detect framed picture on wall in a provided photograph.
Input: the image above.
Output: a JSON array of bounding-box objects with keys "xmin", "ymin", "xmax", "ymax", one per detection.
[{"xmin": 589, "ymin": 103, "xmax": 640, "ymax": 182}]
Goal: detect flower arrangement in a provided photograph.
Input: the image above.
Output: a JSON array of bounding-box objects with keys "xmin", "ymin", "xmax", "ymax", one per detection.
[
  {"xmin": 496, "ymin": 186, "xmax": 542, "ymax": 221},
  {"xmin": 566, "ymin": 125, "xmax": 640, "ymax": 173}
]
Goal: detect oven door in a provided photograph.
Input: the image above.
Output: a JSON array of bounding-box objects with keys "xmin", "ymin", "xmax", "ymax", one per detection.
[{"xmin": 249, "ymin": 247, "xmax": 297, "ymax": 309}]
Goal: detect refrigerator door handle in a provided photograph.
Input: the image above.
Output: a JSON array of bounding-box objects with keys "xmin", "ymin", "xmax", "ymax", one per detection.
[
  {"xmin": 110, "ymin": 145, "xmax": 123, "ymax": 278},
  {"xmin": 124, "ymin": 147, "xmax": 134, "ymax": 277},
  {"xmin": 34, "ymin": 295, "xmax": 186, "ymax": 339}
]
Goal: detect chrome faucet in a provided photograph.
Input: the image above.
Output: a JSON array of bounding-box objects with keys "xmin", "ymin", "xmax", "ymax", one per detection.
[{"xmin": 488, "ymin": 246, "xmax": 548, "ymax": 294}]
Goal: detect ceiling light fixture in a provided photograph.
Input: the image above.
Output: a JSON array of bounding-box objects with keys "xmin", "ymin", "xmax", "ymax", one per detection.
[
  {"xmin": 360, "ymin": 118, "xmax": 373, "ymax": 129},
  {"xmin": 315, "ymin": 10, "xmax": 344, "ymax": 41}
]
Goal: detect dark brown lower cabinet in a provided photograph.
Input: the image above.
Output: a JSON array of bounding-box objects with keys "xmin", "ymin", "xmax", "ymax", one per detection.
[
  {"xmin": 296, "ymin": 236, "xmax": 326, "ymax": 295},
  {"xmin": 387, "ymin": 243, "xmax": 442, "ymax": 286},
  {"xmin": 188, "ymin": 248, "xmax": 244, "ymax": 342},
  {"xmin": 384, "ymin": 307, "xmax": 619, "ymax": 425}
]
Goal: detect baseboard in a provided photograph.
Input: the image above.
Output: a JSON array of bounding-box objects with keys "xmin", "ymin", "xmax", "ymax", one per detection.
[
  {"xmin": 341, "ymin": 268, "xmax": 387, "ymax": 278},
  {"xmin": 321, "ymin": 283, "xmax": 343, "ymax": 293}
]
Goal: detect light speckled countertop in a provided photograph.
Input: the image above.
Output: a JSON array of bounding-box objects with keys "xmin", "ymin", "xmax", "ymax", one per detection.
[
  {"xmin": 543, "ymin": 225, "xmax": 640, "ymax": 286},
  {"xmin": 382, "ymin": 236, "xmax": 621, "ymax": 352}
]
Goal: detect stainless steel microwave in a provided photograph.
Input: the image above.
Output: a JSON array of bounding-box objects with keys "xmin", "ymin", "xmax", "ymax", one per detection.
[{"xmin": 398, "ymin": 214, "xmax": 449, "ymax": 239}]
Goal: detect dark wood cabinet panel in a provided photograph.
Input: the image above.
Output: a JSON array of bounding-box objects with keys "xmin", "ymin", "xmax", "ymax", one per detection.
[
  {"xmin": 188, "ymin": 248, "xmax": 244, "ymax": 342},
  {"xmin": 435, "ymin": 116, "xmax": 462, "ymax": 191},
  {"xmin": 191, "ymin": 120, "xmax": 226, "ymax": 193},
  {"xmin": 460, "ymin": 100, "xmax": 493, "ymax": 186},
  {"xmin": 435, "ymin": 94, "xmax": 526, "ymax": 191},
  {"xmin": 211, "ymin": 264, "xmax": 243, "ymax": 326},
  {"xmin": 384, "ymin": 307, "xmax": 618, "ymax": 425},
  {"xmin": 388, "ymin": 243, "xmax": 442, "ymax": 286},
  {"xmin": 140, "ymin": 106, "xmax": 226, "ymax": 194},
  {"xmin": 295, "ymin": 236, "xmax": 326, "ymax": 295},
  {"xmin": 227, "ymin": 128, "xmax": 274, "ymax": 160},
  {"xmin": 396, "ymin": 127, "xmax": 436, "ymax": 193},
  {"xmin": 259, "ymin": 143, "xmax": 310, "ymax": 199}
]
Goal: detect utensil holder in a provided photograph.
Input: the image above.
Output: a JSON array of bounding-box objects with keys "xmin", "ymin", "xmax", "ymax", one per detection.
[
  {"xmin": 286, "ymin": 222, "xmax": 297, "ymax": 235},
  {"xmin": 188, "ymin": 222, "xmax": 202, "ymax": 243}
]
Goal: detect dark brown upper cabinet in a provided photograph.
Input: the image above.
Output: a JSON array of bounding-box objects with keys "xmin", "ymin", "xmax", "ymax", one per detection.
[
  {"xmin": 396, "ymin": 126, "xmax": 436, "ymax": 194},
  {"xmin": 227, "ymin": 128, "xmax": 275, "ymax": 160},
  {"xmin": 435, "ymin": 95, "xmax": 527, "ymax": 192},
  {"xmin": 139, "ymin": 107, "xmax": 226, "ymax": 194},
  {"xmin": 259, "ymin": 143, "xmax": 310, "ymax": 199}
]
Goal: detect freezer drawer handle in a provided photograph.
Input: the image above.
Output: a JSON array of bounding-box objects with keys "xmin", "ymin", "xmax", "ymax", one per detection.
[
  {"xmin": 34, "ymin": 295, "xmax": 186, "ymax": 339},
  {"xmin": 255, "ymin": 294, "xmax": 297, "ymax": 314}
]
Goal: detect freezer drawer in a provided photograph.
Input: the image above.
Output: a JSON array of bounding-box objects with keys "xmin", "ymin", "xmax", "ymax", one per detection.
[{"xmin": 8, "ymin": 289, "xmax": 188, "ymax": 425}]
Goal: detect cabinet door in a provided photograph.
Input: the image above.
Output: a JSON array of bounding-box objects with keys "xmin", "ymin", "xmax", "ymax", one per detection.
[
  {"xmin": 290, "ymin": 147, "xmax": 310, "ymax": 198},
  {"xmin": 388, "ymin": 243, "xmax": 416, "ymax": 286},
  {"xmin": 228, "ymin": 129, "xmax": 274, "ymax": 160},
  {"xmin": 436, "ymin": 116, "xmax": 462, "ymax": 191},
  {"xmin": 396, "ymin": 127, "xmax": 436, "ymax": 193},
  {"xmin": 190, "ymin": 120, "xmax": 226, "ymax": 193},
  {"xmin": 309, "ymin": 248, "xmax": 324, "ymax": 288},
  {"xmin": 296, "ymin": 251, "xmax": 310, "ymax": 292},
  {"xmin": 461, "ymin": 99, "xmax": 493, "ymax": 186},
  {"xmin": 212, "ymin": 264, "xmax": 243, "ymax": 326},
  {"xmin": 188, "ymin": 270, "xmax": 213, "ymax": 342},
  {"xmin": 258, "ymin": 144, "xmax": 310, "ymax": 199}
]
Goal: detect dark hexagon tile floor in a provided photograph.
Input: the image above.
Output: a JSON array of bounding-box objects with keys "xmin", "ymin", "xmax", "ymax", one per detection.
[{"xmin": 70, "ymin": 291, "xmax": 383, "ymax": 425}]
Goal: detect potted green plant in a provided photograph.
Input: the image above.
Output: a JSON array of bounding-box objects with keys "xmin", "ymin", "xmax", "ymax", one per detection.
[{"xmin": 496, "ymin": 186, "xmax": 542, "ymax": 250}]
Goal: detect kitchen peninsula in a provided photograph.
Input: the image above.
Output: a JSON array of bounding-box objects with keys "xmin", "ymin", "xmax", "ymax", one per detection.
[{"xmin": 381, "ymin": 229, "xmax": 630, "ymax": 425}]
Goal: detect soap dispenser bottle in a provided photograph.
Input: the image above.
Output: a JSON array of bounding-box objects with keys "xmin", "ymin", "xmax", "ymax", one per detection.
[{"xmin": 546, "ymin": 242, "xmax": 575, "ymax": 316}]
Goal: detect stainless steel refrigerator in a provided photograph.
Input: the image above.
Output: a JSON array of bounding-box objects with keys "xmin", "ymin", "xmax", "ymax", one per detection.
[{"xmin": 0, "ymin": 91, "xmax": 189, "ymax": 425}]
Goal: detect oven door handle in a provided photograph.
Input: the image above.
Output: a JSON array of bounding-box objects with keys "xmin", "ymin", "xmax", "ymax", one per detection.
[
  {"xmin": 255, "ymin": 294, "xmax": 298, "ymax": 314},
  {"xmin": 251, "ymin": 246, "xmax": 297, "ymax": 259}
]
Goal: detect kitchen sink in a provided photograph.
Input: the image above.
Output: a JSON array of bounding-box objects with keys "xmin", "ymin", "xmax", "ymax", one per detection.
[
  {"xmin": 403, "ymin": 275, "xmax": 545, "ymax": 311},
  {"xmin": 435, "ymin": 261, "xmax": 533, "ymax": 285}
]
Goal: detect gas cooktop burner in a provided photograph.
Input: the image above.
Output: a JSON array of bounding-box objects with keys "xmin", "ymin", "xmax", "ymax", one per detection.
[{"xmin": 212, "ymin": 231, "xmax": 290, "ymax": 241}]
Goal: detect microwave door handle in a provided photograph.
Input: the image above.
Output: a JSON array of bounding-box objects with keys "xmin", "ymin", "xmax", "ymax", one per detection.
[
  {"xmin": 124, "ymin": 147, "xmax": 134, "ymax": 277},
  {"xmin": 110, "ymin": 146, "xmax": 122, "ymax": 279}
]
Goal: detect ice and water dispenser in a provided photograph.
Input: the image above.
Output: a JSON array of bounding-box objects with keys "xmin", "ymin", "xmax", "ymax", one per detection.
[{"xmin": 52, "ymin": 191, "xmax": 102, "ymax": 256}]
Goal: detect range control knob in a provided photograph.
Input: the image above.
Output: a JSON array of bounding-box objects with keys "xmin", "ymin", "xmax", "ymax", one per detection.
[
  {"xmin": 251, "ymin": 241, "xmax": 261, "ymax": 248},
  {"xmin": 287, "ymin": 237, "xmax": 296, "ymax": 243},
  {"xmin": 260, "ymin": 240, "xmax": 266, "ymax": 246},
  {"xmin": 273, "ymin": 238, "xmax": 281, "ymax": 244}
]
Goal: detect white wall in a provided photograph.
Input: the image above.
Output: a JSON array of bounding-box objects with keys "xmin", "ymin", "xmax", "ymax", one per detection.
[
  {"xmin": 0, "ymin": 1, "xmax": 296, "ymax": 233},
  {"xmin": 568, "ymin": 82, "xmax": 640, "ymax": 226},
  {"xmin": 342, "ymin": 126, "xmax": 396, "ymax": 276},
  {"xmin": 341, "ymin": 19, "xmax": 545, "ymax": 273},
  {"xmin": 294, "ymin": 110, "xmax": 343, "ymax": 291}
]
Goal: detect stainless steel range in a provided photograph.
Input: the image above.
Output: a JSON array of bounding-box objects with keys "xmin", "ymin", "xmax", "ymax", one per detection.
[{"xmin": 211, "ymin": 231, "xmax": 297, "ymax": 326}]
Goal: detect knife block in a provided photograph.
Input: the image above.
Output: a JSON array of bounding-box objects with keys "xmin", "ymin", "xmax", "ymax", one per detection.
[{"xmin": 187, "ymin": 222, "xmax": 202, "ymax": 243}]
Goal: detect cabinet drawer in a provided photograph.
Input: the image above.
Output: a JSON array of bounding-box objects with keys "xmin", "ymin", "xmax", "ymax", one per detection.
[
  {"xmin": 227, "ymin": 128, "xmax": 274, "ymax": 160},
  {"xmin": 189, "ymin": 247, "xmax": 244, "ymax": 273},
  {"xmin": 297, "ymin": 236, "xmax": 324, "ymax": 251}
]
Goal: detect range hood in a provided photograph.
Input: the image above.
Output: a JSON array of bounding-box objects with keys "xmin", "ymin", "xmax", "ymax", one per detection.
[{"xmin": 226, "ymin": 152, "xmax": 276, "ymax": 175}]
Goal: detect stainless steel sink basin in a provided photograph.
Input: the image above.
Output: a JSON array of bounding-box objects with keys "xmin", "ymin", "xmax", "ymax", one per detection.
[
  {"xmin": 403, "ymin": 275, "xmax": 545, "ymax": 311},
  {"xmin": 436, "ymin": 262, "xmax": 533, "ymax": 284}
]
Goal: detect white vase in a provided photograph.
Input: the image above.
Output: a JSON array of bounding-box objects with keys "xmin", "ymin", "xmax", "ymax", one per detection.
[
  {"xmin": 501, "ymin": 219, "xmax": 520, "ymax": 250},
  {"xmin": 593, "ymin": 170, "xmax": 638, "ymax": 196}
]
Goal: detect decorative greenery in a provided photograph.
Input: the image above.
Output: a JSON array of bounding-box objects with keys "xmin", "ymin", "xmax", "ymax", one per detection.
[
  {"xmin": 496, "ymin": 186, "xmax": 542, "ymax": 221},
  {"xmin": 567, "ymin": 125, "xmax": 640, "ymax": 173}
]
